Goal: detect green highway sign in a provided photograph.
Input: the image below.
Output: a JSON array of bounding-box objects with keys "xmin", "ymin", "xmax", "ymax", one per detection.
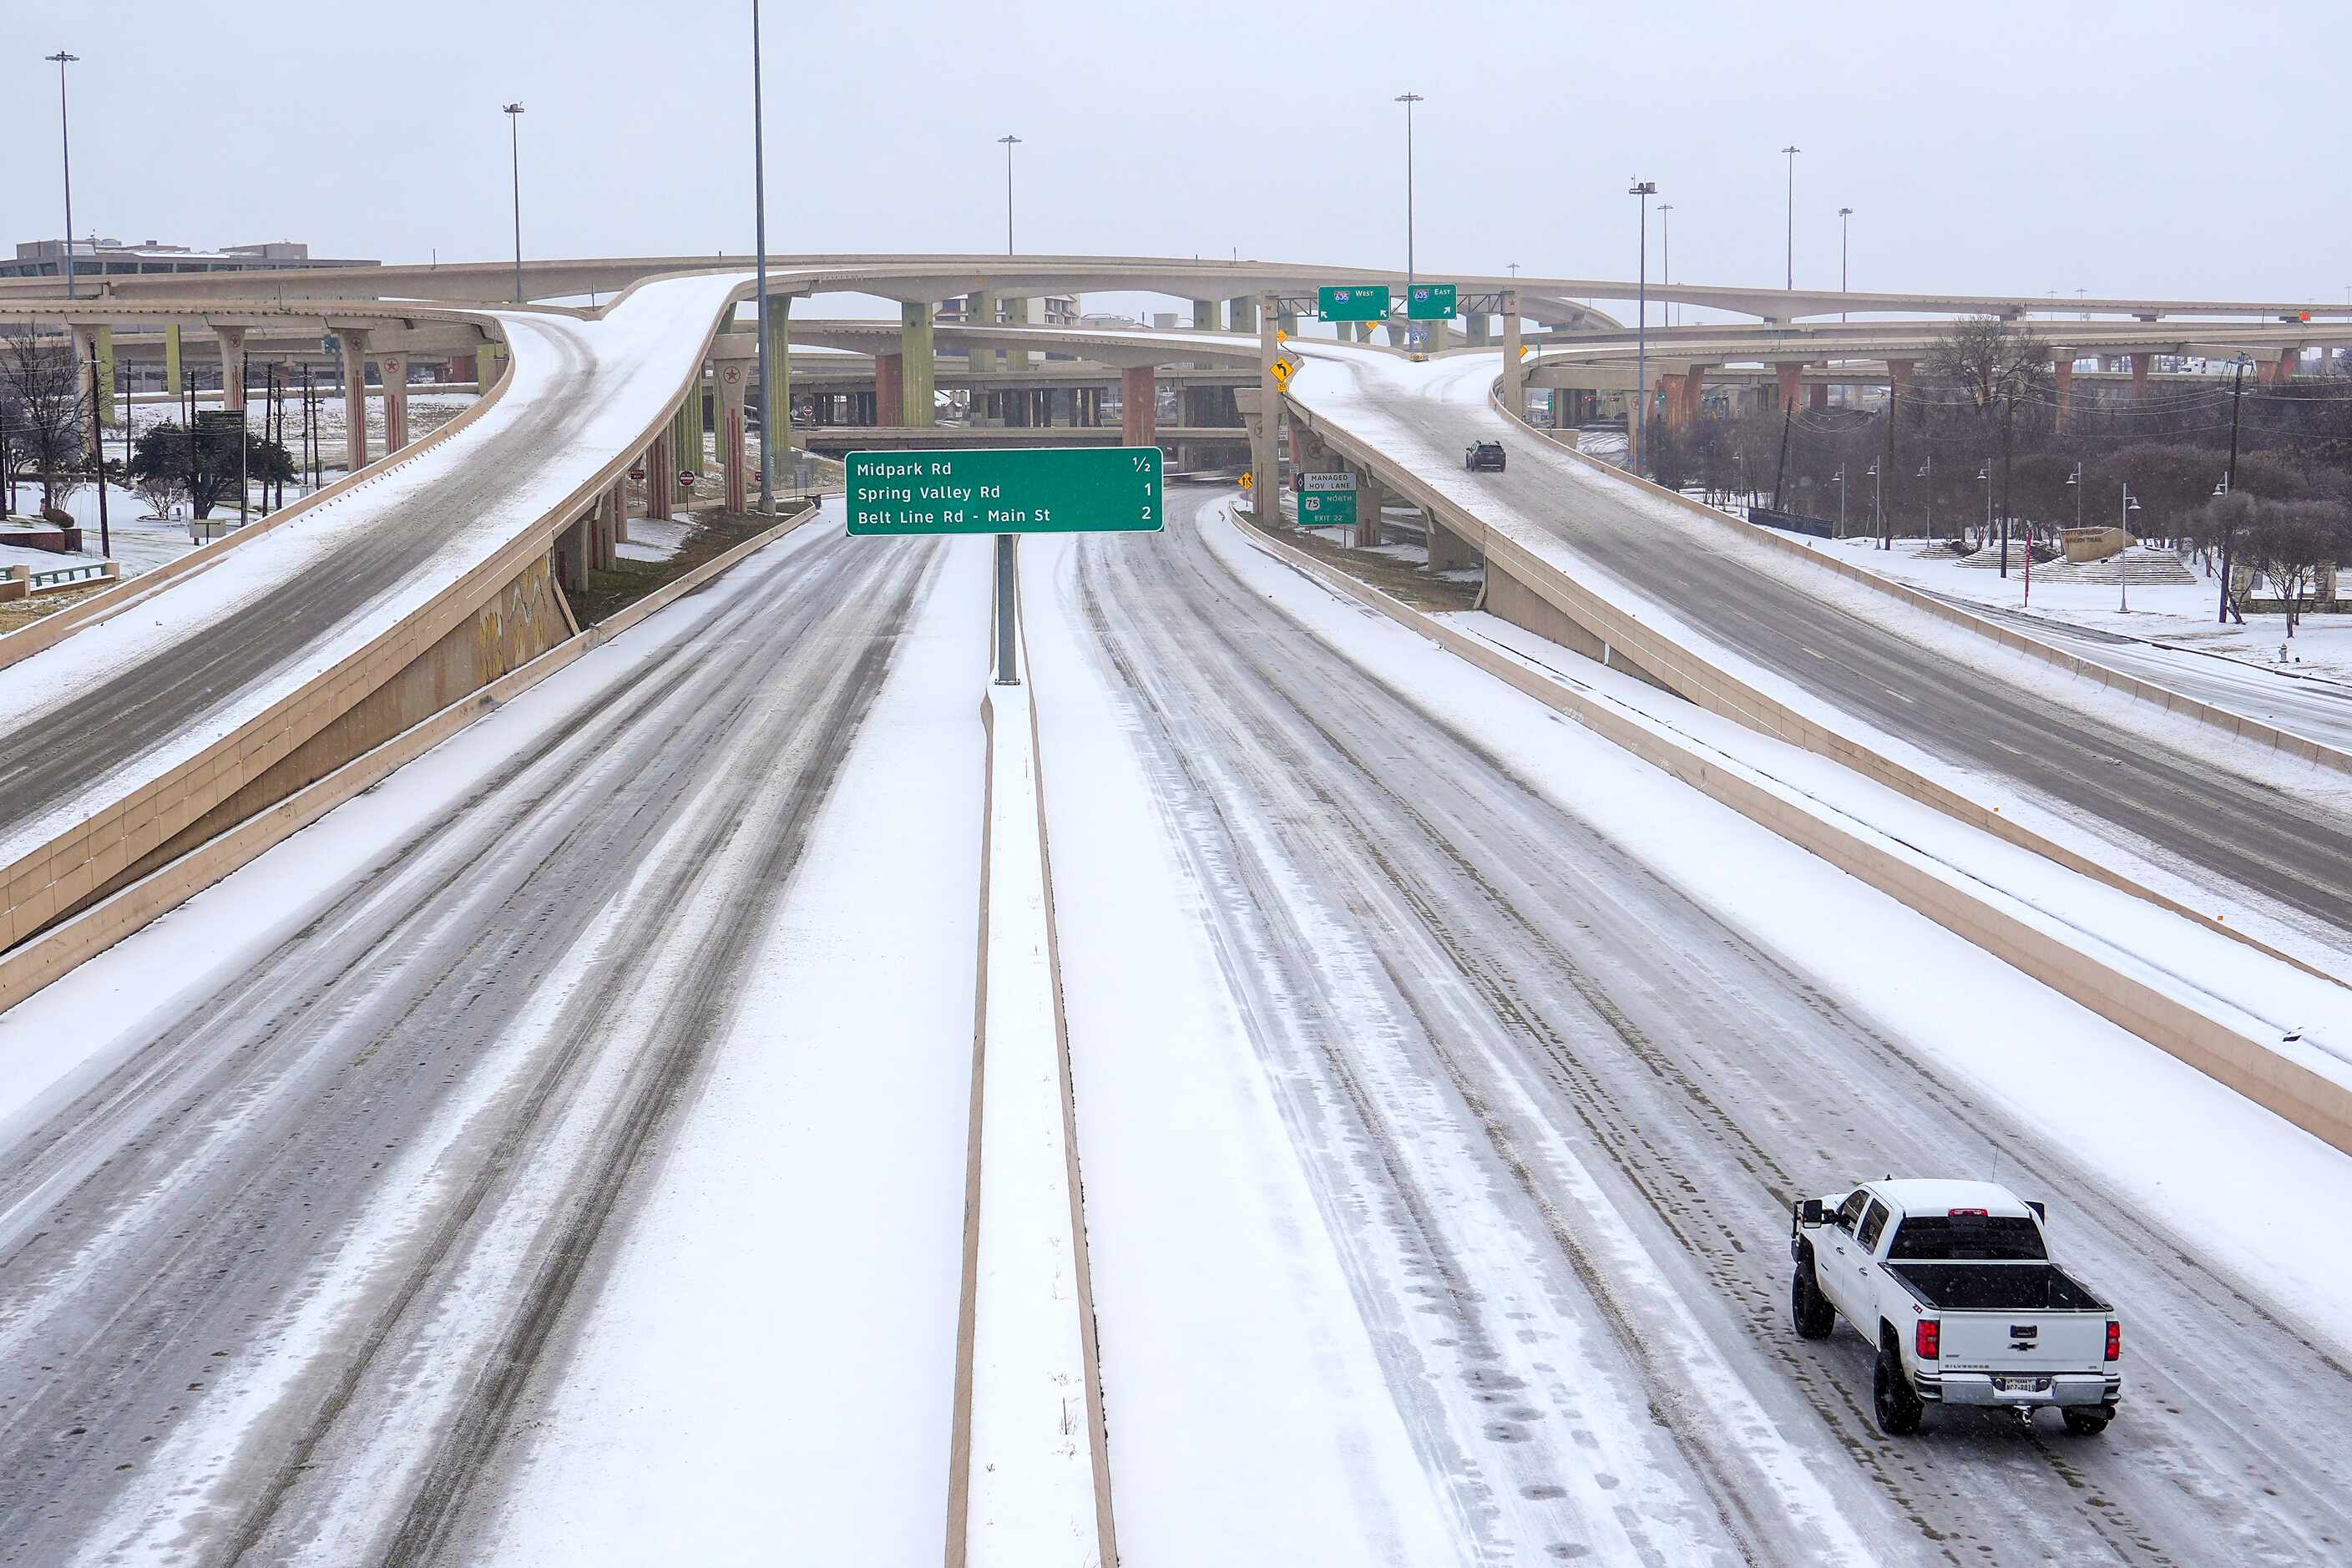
[
  {"xmin": 846, "ymin": 446, "xmax": 1164, "ymax": 535},
  {"xmin": 1406, "ymin": 283, "xmax": 1459, "ymax": 321},
  {"xmin": 1298, "ymin": 472, "xmax": 1357, "ymax": 492},
  {"xmin": 1297, "ymin": 488, "xmax": 1358, "ymax": 528},
  {"xmin": 1318, "ymin": 285, "xmax": 1391, "ymax": 322}
]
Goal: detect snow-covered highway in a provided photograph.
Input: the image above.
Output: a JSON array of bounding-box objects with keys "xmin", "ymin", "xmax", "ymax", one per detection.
[
  {"xmin": 1029, "ymin": 488, "xmax": 2352, "ymax": 1565},
  {"xmin": 1287, "ymin": 347, "xmax": 2352, "ymax": 964},
  {"xmin": 0, "ymin": 515, "xmax": 983, "ymax": 1565}
]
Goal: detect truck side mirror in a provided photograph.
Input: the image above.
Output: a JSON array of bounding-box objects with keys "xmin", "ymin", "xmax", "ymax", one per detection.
[
  {"xmin": 2024, "ymin": 1200, "xmax": 2046, "ymax": 1222},
  {"xmin": 1798, "ymin": 1199, "xmax": 1825, "ymax": 1226}
]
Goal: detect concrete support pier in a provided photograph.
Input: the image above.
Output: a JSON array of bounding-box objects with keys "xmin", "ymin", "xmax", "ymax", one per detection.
[
  {"xmin": 900, "ymin": 301, "xmax": 937, "ymax": 427},
  {"xmin": 875, "ymin": 353, "xmax": 906, "ymax": 427},
  {"xmin": 1120, "ymin": 365, "xmax": 1158, "ymax": 447},
  {"xmin": 645, "ymin": 429, "xmax": 675, "ymax": 522},
  {"xmin": 378, "ymin": 352, "xmax": 409, "ymax": 452},
  {"xmin": 216, "ymin": 325, "xmax": 250, "ymax": 415},
  {"xmin": 336, "ymin": 329, "xmax": 368, "ymax": 474},
  {"xmin": 717, "ymin": 360, "xmax": 749, "ymax": 513}
]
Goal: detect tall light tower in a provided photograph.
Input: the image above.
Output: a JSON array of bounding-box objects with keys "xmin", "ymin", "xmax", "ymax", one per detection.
[
  {"xmin": 1396, "ymin": 93, "xmax": 1424, "ymax": 312},
  {"xmin": 1630, "ymin": 180, "xmax": 1657, "ymax": 474},
  {"xmin": 751, "ymin": 0, "xmax": 774, "ymax": 513},
  {"xmin": 502, "ymin": 103, "xmax": 526, "ymax": 305},
  {"xmin": 47, "ymin": 52, "xmax": 80, "ymax": 301},
  {"xmin": 997, "ymin": 134, "xmax": 1021, "ymax": 254},
  {"xmin": 1780, "ymin": 144, "xmax": 1801, "ymax": 291},
  {"xmin": 1657, "ymin": 203, "xmax": 1673, "ymax": 328},
  {"xmin": 1839, "ymin": 205, "xmax": 1853, "ymax": 323}
]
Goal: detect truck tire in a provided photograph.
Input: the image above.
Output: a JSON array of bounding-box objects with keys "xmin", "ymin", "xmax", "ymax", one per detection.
[
  {"xmin": 1791, "ymin": 1260, "xmax": 1836, "ymax": 1339},
  {"xmin": 1873, "ymin": 1333, "xmax": 1925, "ymax": 1436},
  {"xmin": 2062, "ymin": 1405, "xmax": 2115, "ymax": 1437}
]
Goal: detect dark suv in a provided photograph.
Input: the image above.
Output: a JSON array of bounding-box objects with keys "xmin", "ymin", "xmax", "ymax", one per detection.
[{"xmin": 1464, "ymin": 441, "xmax": 1506, "ymax": 473}]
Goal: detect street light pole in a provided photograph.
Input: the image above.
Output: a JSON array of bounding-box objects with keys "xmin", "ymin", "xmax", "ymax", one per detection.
[
  {"xmin": 1397, "ymin": 93, "xmax": 1424, "ymax": 326},
  {"xmin": 997, "ymin": 134, "xmax": 1020, "ymax": 254},
  {"xmin": 752, "ymin": 0, "xmax": 774, "ymax": 513},
  {"xmin": 502, "ymin": 104, "xmax": 525, "ymax": 304},
  {"xmin": 47, "ymin": 52, "xmax": 80, "ymax": 301},
  {"xmin": 1629, "ymin": 180, "xmax": 1657, "ymax": 474},
  {"xmin": 1780, "ymin": 144, "xmax": 1800, "ymax": 292}
]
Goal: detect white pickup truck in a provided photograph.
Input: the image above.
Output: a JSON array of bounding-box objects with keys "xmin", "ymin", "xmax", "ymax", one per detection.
[{"xmin": 1789, "ymin": 1178, "xmax": 2122, "ymax": 1436}]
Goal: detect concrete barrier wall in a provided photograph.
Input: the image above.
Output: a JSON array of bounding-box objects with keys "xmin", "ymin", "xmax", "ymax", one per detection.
[
  {"xmin": 1228, "ymin": 508, "xmax": 2352, "ymax": 1157},
  {"xmin": 1489, "ymin": 382, "xmax": 2352, "ymax": 778},
  {"xmin": 0, "ymin": 502, "xmax": 815, "ymax": 1015},
  {"xmin": 945, "ymin": 581, "xmax": 1117, "ymax": 1567},
  {"xmin": 1285, "ymin": 395, "xmax": 2337, "ymax": 987}
]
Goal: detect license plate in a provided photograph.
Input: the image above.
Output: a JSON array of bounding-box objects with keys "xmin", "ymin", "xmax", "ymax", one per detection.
[{"xmin": 1996, "ymin": 1376, "xmax": 2048, "ymax": 1393}]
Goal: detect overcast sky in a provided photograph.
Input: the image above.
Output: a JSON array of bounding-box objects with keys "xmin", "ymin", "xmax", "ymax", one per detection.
[{"xmin": 3, "ymin": 0, "xmax": 2343, "ymax": 316}]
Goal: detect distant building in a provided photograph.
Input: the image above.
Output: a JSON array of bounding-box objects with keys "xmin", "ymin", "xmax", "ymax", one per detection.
[
  {"xmin": 3, "ymin": 238, "xmax": 380, "ymax": 283},
  {"xmin": 938, "ymin": 292, "xmax": 1079, "ymax": 326}
]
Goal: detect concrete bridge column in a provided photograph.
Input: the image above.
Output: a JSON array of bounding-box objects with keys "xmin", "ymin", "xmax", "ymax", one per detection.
[
  {"xmin": 68, "ymin": 326, "xmax": 99, "ymax": 455},
  {"xmin": 1228, "ymin": 296, "xmax": 1259, "ymax": 336},
  {"xmin": 215, "ymin": 325, "xmax": 250, "ymax": 415},
  {"xmin": 1003, "ymin": 295, "xmax": 1033, "ymax": 370},
  {"xmin": 765, "ymin": 296, "xmax": 793, "ymax": 466},
  {"xmin": 378, "ymin": 352, "xmax": 410, "ymax": 452},
  {"xmin": 449, "ymin": 352, "xmax": 478, "ymax": 383},
  {"xmin": 1422, "ymin": 318, "xmax": 1452, "ymax": 352},
  {"xmin": 2050, "ymin": 355, "xmax": 2073, "ymax": 426},
  {"xmin": 1774, "ymin": 362, "xmax": 1804, "ymax": 415},
  {"xmin": 1500, "ymin": 292, "xmax": 1525, "ymax": 419},
  {"xmin": 164, "ymin": 322, "xmax": 183, "ymax": 401},
  {"xmin": 609, "ymin": 476, "xmax": 630, "ymax": 546},
  {"xmin": 1250, "ymin": 291, "xmax": 1281, "ymax": 518},
  {"xmin": 336, "ymin": 329, "xmax": 368, "ymax": 474},
  {"xmin": 1121, "ymin": 368, "xmax": 1160, "ymax": 445},
  {"xmin": 93, "ymin": 326, "xmax": 117, "ymax": 431},
  {"xmin": 1462, "ymin": 312, "xmax": 1489, "ymax": 346},
  {"xmin": 2130, "ymin": 352, "xmax": 2152, "ymax": 402},
  {"xmin": 717, "ymin": 359, "xmax": 749, "ymax": 513},
  {"xmin": 1808, "ymin": 381, "xmax": 1828, "ymax": 413},
  {"xmin": 556, "ymin": 507, "xmax": 593, "ymax": 592},
  {"xmin": 964, "ymin": 288, "xmax": 996, "ymax": 374},
  {"xmin": 645, "ymin": 429, "xmax": 675, "ymax": 522},
  {"xmin": 1426, "ymin": 512, "xmax": 1474, "ymax": 572},
  {"xmin": 1352, "ymin": 468, "xmax": 1384, "ymax": 549},
  {"xmin": 689, "ymin": 366, "xmax": 709, "ymax": 472},
  {"xmin": 900, "ymin": 301, "xmax": 937, "ymax": 426},
  {"xmin": 1191, "ymin": 299, "xmax": 1218, "ymax": 331},
  {"xmin": 2268, "ymin": 345, "xmax": 2302, "ymax": 385},
  {"xmin": 874, "ymin": 354, "xmax": 905, "ymax": 427}
]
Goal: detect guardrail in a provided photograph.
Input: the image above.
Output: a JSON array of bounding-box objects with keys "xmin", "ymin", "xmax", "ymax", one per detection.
[{"xmin": 28, "ymin": 561, "xmax": 117, "ymax": 592}]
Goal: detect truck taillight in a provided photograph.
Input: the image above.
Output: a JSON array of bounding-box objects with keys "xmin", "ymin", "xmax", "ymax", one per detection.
[
  {"xmin": 2105, "ymin": 1321, "xmax": 2120, "ymax": 1362},
  {"xmin": 1916, "ymin": 1321, "xmax": 1940, "ymax": 1360}
]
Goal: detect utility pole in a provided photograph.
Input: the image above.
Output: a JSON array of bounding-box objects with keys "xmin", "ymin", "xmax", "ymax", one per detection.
[
  {"xmin": 752, "ymin": 0, "xmax": 774, "ymax": 513},
  {"xmin": 1780, "ymin": 145, "xmax": 1800, "ymax": 292},
  {"xmin": 2218, "ymin": 352, "xmax": 2249, "ymax": 624},
  {"xmin": 997, "ymin": 134, "xmax": 1020, "ymax": 254},
  {"xmin": 503, "ymin": 103, "xmax": 526, "ymax": 304},
  {"xmin": 1629, "ymin": 180, "xmax": 1657, "ymax": 473},
  {"xmin": 48, "ymin": 52, "xmax": 80, "ymax": 301},
  {"xmin": 86, "ymin": 354, "xmax": 109, "ymax": 558}
]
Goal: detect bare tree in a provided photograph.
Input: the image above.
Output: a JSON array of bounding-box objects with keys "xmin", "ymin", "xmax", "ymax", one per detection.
[
  {"xmin": 0, "ymin": 330, "xmax": 89, "ymax": 518},
  {"xmin": 1926, "ymin": 316, "xmax": 2051, "ymax": 559},
  {"xmin": 2236, "ymin": 498, "xmax": 2345, "ymax": 635}
]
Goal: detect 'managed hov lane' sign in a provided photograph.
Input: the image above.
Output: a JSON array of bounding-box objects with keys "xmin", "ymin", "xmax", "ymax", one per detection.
[{"xmin": 846, "ymin": 446, "xmax": 1164, "ymax": 535}]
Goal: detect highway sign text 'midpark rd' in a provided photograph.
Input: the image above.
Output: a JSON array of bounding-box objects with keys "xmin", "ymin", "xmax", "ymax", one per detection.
[{"xmin": 845, "ymin": 446, "xmax": 1164, "ymax": 535}]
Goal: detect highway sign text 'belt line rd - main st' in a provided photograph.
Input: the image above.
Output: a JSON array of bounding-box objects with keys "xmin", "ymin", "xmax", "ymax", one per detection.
[{"xmin": 845, "ymin": 446, "xmax": 1164, "ymax": 535}]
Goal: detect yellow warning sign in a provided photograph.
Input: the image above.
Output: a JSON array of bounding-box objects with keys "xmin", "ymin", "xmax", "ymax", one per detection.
[{"xmin": 1238, "ymin": 471, "xmax": 1255, "ymax": 490}]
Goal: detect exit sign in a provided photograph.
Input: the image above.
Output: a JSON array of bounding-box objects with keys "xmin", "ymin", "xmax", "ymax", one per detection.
[
  {"xmin": 846, "ymin": 446, "xmax": 1163, "ymax": 535},
  {"xmin": 1298, "ymin": 489, "xmax": 1358, "ymax": 527},
  {"xmin": 1406, "ymin": 283, "xmax": 1458, "ymax": 320},
  {"xmin": 1318, "ymin": 286, "xmax": 1391, "ymax": 322}
]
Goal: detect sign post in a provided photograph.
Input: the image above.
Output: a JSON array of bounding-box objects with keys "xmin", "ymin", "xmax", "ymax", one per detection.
[{"xmin": 847, "ymin": 445, "xmax": 1165, "ymax": 685}]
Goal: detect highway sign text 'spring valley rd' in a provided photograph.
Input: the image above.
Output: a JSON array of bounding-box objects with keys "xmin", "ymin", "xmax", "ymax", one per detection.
[{"xmin": 845, "ymin": 446, "xmax": 1165, "ymax": 535}]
